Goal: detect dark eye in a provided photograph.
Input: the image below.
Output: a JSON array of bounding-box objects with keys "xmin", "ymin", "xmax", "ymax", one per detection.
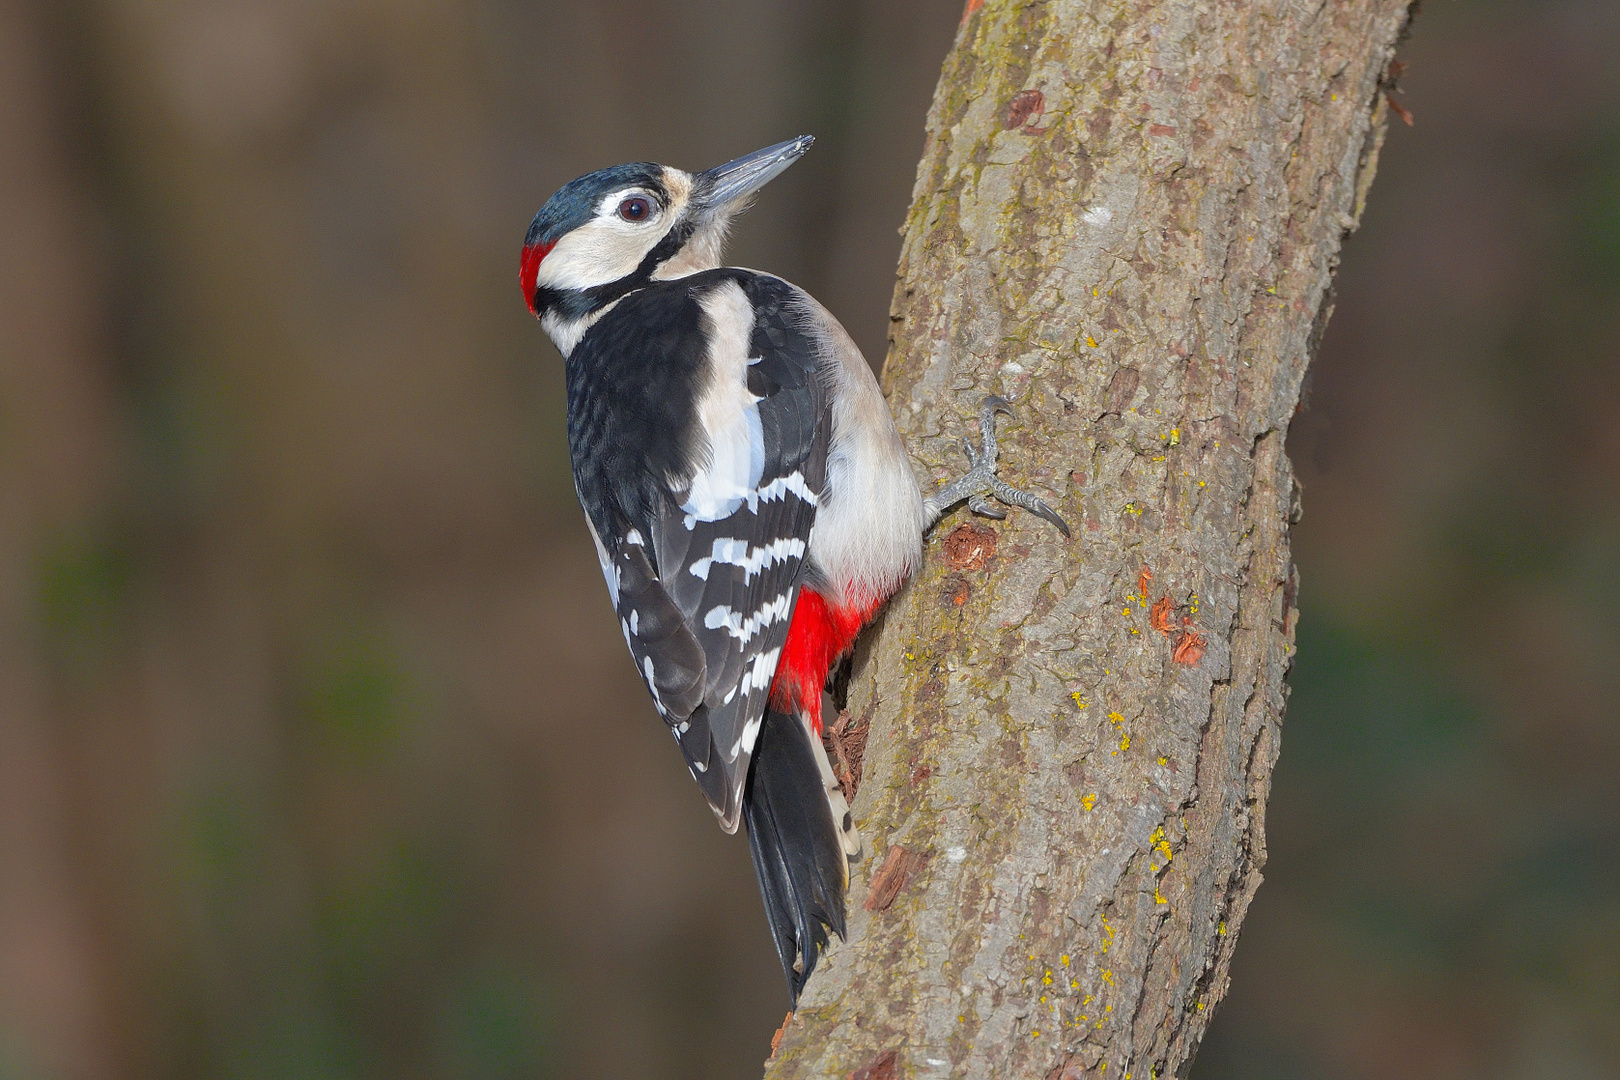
[{"xmin": 618, "ymin": 197, "xmax": 651, "ymax": 222}]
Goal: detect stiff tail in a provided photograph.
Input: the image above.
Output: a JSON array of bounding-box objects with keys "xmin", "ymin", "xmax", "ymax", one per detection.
[{"xmin": 743, "ymin": 707, "xmax": 849, "ymax": 1004}]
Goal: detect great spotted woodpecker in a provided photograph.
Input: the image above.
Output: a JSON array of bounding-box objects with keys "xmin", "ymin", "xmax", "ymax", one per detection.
[{"xmin": 521, "ymin": 136, "xmax": 1067, "ymax": 1002}]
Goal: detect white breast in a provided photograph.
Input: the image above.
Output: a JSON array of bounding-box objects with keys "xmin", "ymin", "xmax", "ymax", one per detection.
[{"xmin": 792, "ymin": 289, "xmax": 926, "ymax": 609}]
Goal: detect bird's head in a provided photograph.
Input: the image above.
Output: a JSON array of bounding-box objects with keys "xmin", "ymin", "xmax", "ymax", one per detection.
[{"xmin": 520, "ymin": 135, "xmax": 814, "ymax": 349}]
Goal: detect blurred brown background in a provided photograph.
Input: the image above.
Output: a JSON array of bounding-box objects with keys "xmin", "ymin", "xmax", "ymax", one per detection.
[{"xmin": 0, "ymin": 1, "xmax": 1614, "ymax": 1078}]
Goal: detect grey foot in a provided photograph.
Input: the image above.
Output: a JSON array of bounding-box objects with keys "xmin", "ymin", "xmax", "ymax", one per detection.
[{"xmin": 923, "ymin": 396, "xmax": 1071, "ymax": 536}]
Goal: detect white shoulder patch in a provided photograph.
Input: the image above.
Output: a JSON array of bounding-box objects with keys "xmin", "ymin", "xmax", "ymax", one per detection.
[{"xmin": 680, "ymin": 282, "xmax": 767, "ymax": 523}]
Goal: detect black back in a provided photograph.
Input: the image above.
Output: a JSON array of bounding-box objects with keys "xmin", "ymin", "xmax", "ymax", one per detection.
[{"xmin": 565, "ymin": 269, "xmax": 829, "ymax": 828}]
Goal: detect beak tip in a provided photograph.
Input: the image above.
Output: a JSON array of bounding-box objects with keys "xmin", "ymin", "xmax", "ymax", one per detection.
[{"xmin": 699, "ymin": 136, "xmax": 818, "ymax": 206}]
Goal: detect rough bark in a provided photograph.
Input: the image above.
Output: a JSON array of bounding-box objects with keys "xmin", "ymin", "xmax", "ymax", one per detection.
[{"xmin": 766, "ymin": 0, "xmax": 1412, "ymax": 1077}]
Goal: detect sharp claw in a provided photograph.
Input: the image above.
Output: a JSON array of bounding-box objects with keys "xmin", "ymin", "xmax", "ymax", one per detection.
[
  {"xmin": 980, "ymin": 394, "xmax": 1012, "ymax": 415},
  {"xmin": 1029, "ymin": 499, "xmax": 1072, "ymax": 538},
  {"xmin": 968, "ymin": 494, "xmax": 1006, "ymax": 519},
  {"xmin": 988, "ymin": 475, "xmax": 1072, "ymax": 539}
]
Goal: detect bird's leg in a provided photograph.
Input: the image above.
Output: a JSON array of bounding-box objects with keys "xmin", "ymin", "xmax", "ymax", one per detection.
[{"xmin": 922, "ymin": 396, "xmax": 1071, "ymax": 536}]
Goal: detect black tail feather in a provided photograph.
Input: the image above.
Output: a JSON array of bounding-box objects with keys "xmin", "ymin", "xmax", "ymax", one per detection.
[{"xmin": 743, "ymin": 708, "xmax": 848, "ymax": 1004}]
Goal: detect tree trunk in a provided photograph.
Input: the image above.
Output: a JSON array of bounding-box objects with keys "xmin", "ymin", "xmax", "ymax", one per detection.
[{"xmin": 766, "ymin": 1, "xmax": 1412, "ymax": 1076}]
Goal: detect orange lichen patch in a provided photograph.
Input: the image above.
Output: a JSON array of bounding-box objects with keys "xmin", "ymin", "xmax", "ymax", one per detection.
[
  {"xmin": 960, "ymin": 0, "xmax": 983, "ymax": 24},
  {"xmin": 943, "ymin": 521, "xmax": 998, "ymax": 570},
  {"xmin": 1149, "ymin": 595, "xmax": 1176, "ymax": 636},
  {"xmin": 942, "ymin": 574, "xmax": 971, "ymax": 607},
  {"xmin": 1173, "ymin": 620, "xmax": 1207, "ymax": 666},
  {"xmin": 865, "ymin": 846, "xmax": 929, "ymax": 912},
  {"xmin": 769, "ymin": 1013, "xmax": 792, "ymax": 1059},
  {"xmin": 851, "ymin": 1049, "xmax": 899, "ymax": 1080},
  {"xmin": 1137, "ymin": 564, "xmax": 1152, "ymax": 597}
]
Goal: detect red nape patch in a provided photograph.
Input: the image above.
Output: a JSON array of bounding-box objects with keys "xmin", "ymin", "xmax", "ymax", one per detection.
[
  {"xmin": 519, "ymin": 240, "xmax": 554, "ymax": 316},
  {"xmin": 770, "ymin": 589, "xmax": 880, "ymax": 735}
]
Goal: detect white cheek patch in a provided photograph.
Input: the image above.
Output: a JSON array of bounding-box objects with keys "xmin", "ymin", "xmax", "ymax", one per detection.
[
  {"xmin": 535, "ymin": 185, "xmax": 683, "ymax": 293},
  {"xmin": 534, "ymin": 171, "xmax": 695, "ymax": 306},
  {"xmin": 536, "ymin": 217, "xmax": 666, "ymax": 291}
]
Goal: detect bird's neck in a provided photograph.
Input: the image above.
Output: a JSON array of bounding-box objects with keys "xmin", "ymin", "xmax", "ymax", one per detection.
[
  {"xmin": 542, "ymin": 298, "xmax": 624, "ymax": 358},
  {"xmin": 651, "ymin": 230, "xmax": 725, "ymax": 281}
]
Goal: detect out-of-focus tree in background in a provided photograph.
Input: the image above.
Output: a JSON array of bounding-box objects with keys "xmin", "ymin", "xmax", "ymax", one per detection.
[
  {"xmin": 0, "ymin": 1, "xmax": 1614, "ymax": 1079},
  {"xmin": 1196, "ymin": 3, "xmax": 1620, "ymax": 1078}
]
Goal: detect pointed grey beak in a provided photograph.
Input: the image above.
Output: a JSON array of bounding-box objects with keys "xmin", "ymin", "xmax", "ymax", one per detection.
[{"xmin": 696, "ymin": 135, "xmax": 814, "ymax": 209}]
